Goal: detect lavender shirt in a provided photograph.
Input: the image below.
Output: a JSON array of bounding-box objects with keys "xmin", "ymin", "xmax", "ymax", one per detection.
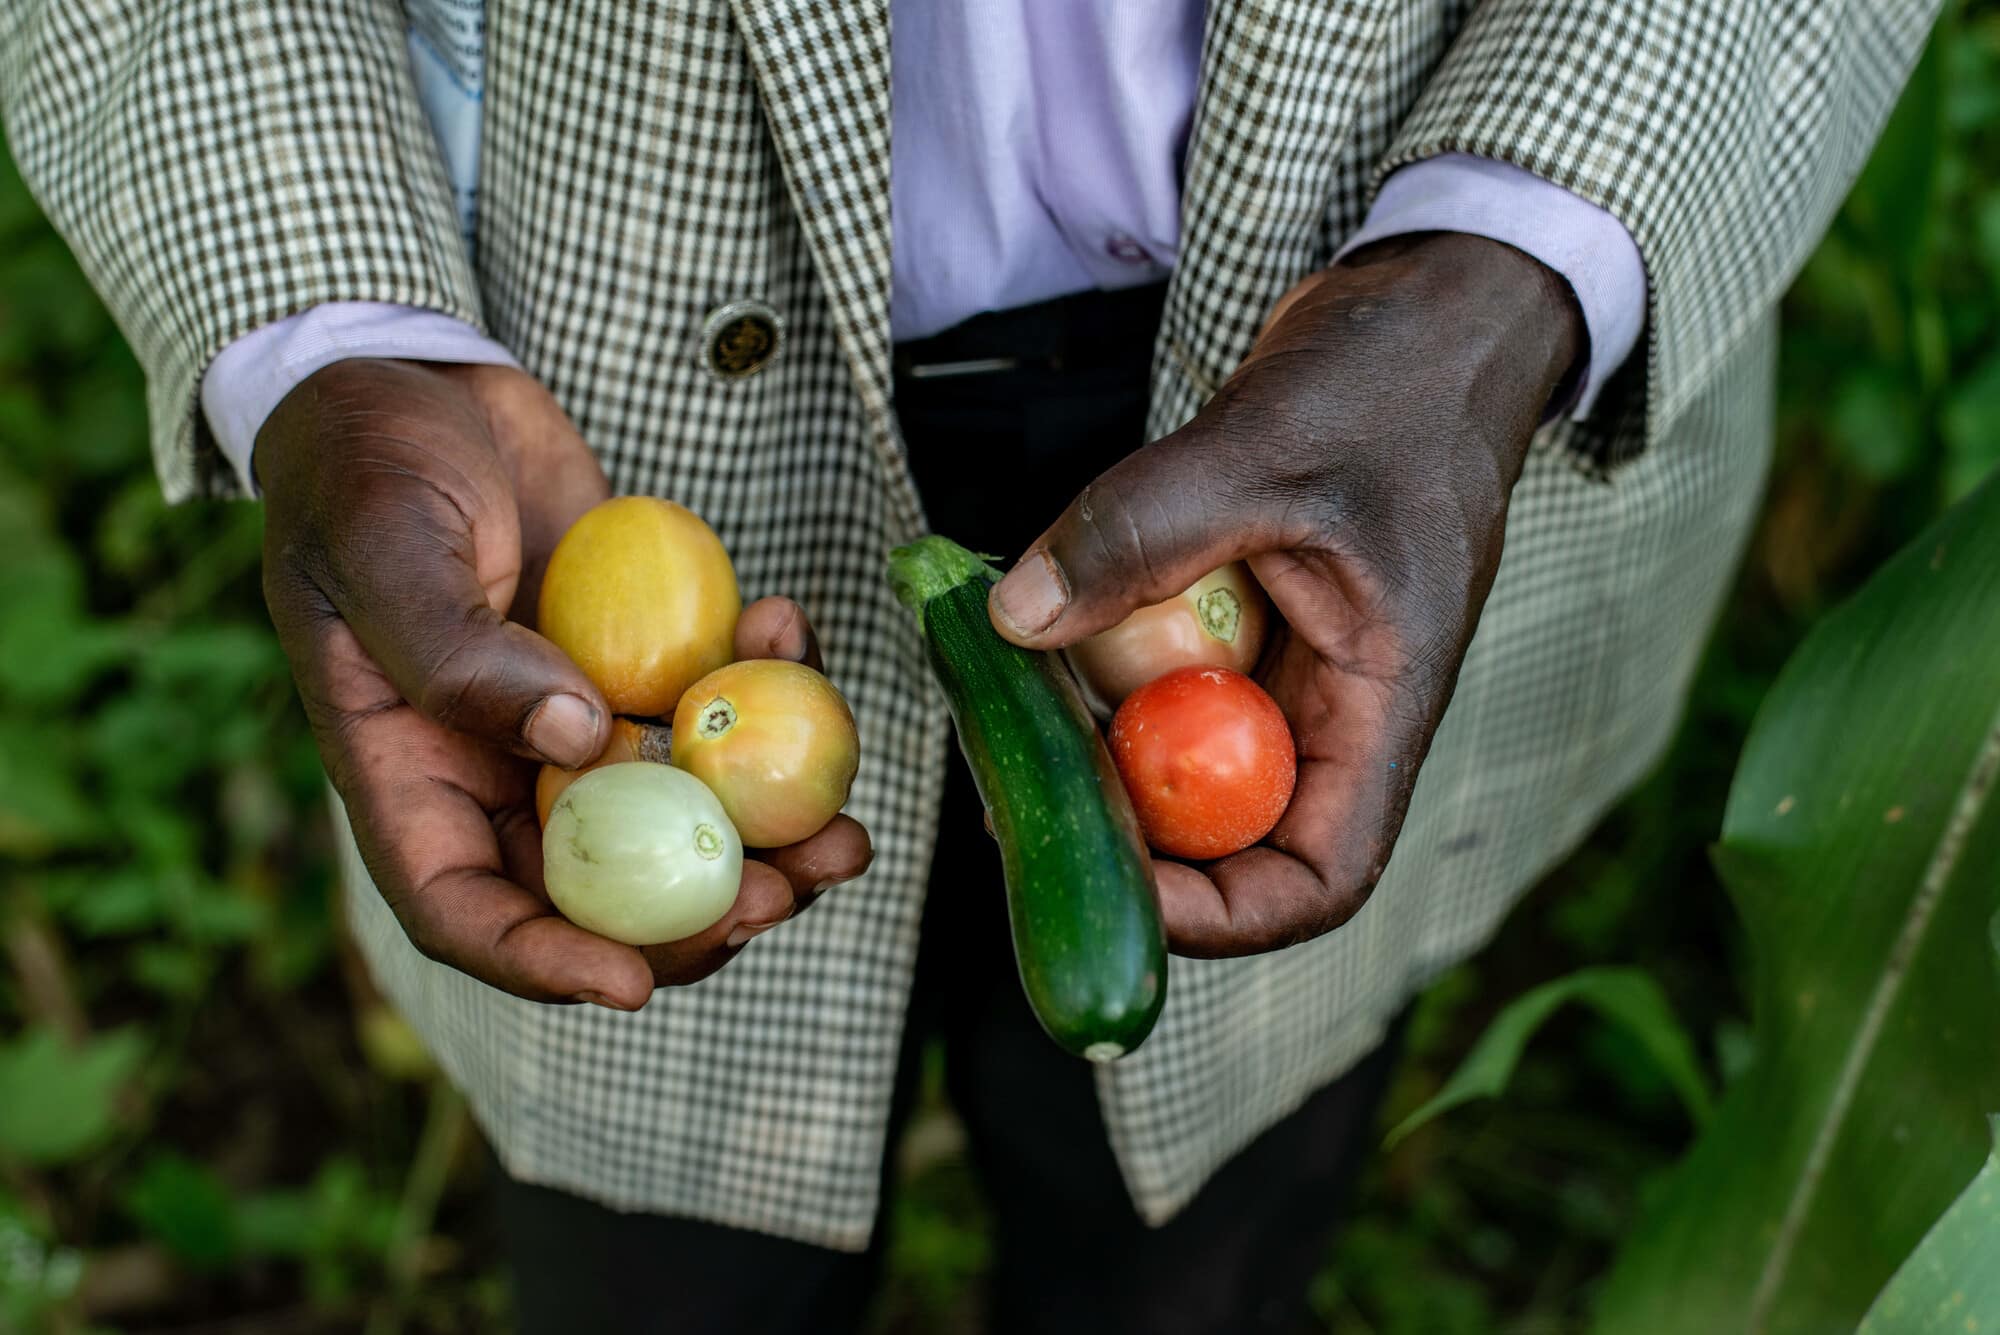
[
  {"xmin": 888, "ymin": 0, "xmax": 1200, "ymax": 340},
  {"xmin": 202, "ymin": 3, "xmax": 1646, "ymax": 493}
]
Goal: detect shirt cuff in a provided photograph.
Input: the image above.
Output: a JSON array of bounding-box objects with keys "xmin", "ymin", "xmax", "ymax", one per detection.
[
  {"xmin": 200, "ymin": 302, "xmax": 520, "ymax": 495},
  {"xmin": 1336, "ymin": 153, "xmax": 1648, "ymax": 420}
]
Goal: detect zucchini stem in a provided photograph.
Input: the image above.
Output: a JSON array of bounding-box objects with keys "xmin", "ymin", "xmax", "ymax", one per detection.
[{"xmin": 887, "ymin": 536, "xmax": 1004, "ymax": 620}]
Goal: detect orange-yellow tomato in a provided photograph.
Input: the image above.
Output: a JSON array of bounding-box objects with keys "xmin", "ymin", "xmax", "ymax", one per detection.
[
  {"xmin": 671, "ymin": 659, "xmax": 859, "ymax": 848},
  {"xmin": 538, "ymin": 497, "xmax": 740, "ymax": 717},
  {"xmin": 535, "ymin": 718, "xmax": 674, "ymax": 827},
  {"xmin": 1068, "ymin": 562, "xmax": 1270, "ymax": 714}
]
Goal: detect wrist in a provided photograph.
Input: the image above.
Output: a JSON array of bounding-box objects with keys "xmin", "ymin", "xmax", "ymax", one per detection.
[
  {"xmin": 255, "ymin": 358, "xmax": 483, "ymax": 506},
  {"xmin": 1335, "ymin": 232, "xmax": 1584, "ymax": 422}
]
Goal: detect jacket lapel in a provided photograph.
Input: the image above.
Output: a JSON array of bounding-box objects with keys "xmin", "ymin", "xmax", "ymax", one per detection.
[{"xmin": 726, "ymin": 0, "xmax": 895, "ymax": 429}]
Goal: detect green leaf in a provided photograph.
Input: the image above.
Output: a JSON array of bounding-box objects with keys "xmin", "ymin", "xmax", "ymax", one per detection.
[
  {"xmin": 51, "ymin": 866, "xmax": 170, "ymax": 938},
  {"xmin": 1845, "ymin": 36, "xmax": 1944, "ymax": 273},
  {"xmin": 1975, "ymin": 191, "xmax": 2000, "ymax": 287},
  {"xmin": 1594, "ymin": 471, "xmax": 2000, "ymax": 1333},
  {"xmin": 1941, "ymin": 351, "xmax": 2000, "ymax": 503},
  {"xmin": 1859, "ymin": 1118, "xmax": 2000, "ymax": 1333},
  {"xmin": 1828, "ymin": 368, "xmax": 1923, "ymax": 482},
  {"xmin": 129, "ymin": 942, "xmax": 213, "ymax": 998},
  {"xmin": 0, "ymin": 543, "xmax": 129, "ymax": 707},
  {"xmin": 0, "ymin": 1027, "xmax": 148, "ymax": 1165},
  {"xmin": 1385, "ymin": 967, "xmax": 1711, "ymax": 1149},
  {"xmin": 0, "ymin": 719, "xmax": 96, "ymax": 856},
  {"xmin": 123, "ymin": 1153, "xmax": 238, "ymax": 1267},
  {"xmin": 0, "ymin": 1192, "xmax": 85, "ymax": 1331}
]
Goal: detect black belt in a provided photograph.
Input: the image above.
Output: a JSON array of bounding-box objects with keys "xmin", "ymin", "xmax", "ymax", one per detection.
[{"xmin": 892, "ymin": 282, "xmax": 1168, "ymax": 380}]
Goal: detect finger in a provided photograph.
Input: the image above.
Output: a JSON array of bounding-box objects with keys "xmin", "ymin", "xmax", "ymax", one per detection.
[
  {"xmin": 327, "ymin": 687, "xmax": 652, "ymax": 1010},
  {"xmin": 640, "ymin": 859, "xmax": 798, "ymax": 986},
  {"xmin": 734, "ymin": 595, "xmax": 824, "ymax": 671},
  {"xmin": 494, "ymin": 798, "xmax": 552, "ymax": 900},
  {"xmin": 987, "ymin": 430, "xmax": 1272, "ymax": 649},
  {"xmin": 1153, "ymin": 845, "xmax": 1367, "ymax": 958},
  {"xmin": 324, "ymin": 516, "xmax": 611, "ymax": 769},
  {"xmin": 512, "ymin": 461, "xmax": 610, "ymax": 628},
  {"xmin": 752, "ymin": 814, "xmax": 873, "ymax": 910},
  {"xmin": 451, "ymin": 364, "xmax": 612, "ymax": 628},
  {"xmin": 401, "ymin": 865, "xmax": 658, "ymax": 1009}
]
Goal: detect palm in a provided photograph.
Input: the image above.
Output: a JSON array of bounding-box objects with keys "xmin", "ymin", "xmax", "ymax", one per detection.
[{"xmin": 1149, "ymin": 545, "xmax": 1416, "ymax": 956}]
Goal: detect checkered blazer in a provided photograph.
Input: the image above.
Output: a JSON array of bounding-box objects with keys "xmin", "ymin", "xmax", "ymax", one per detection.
[{"xmin": 2, "ymin": 0, "xmax": 1937, "ymax": 1248}]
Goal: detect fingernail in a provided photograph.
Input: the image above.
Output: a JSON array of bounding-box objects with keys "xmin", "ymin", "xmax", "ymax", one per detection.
[
  {"xmin": 574, "ymin": 991, "xmax": 626, "ymax": 1011},
  {"xmin": 527, "ymin": 693, "xmax": 601, "ymax": 768},
  {"xmin": 726, "ymin": 920, "xmax": 781, "ymax": 949},
  {"xmin": 992, "ymin": 550, "xmax": 1068, "ymax": 637}
]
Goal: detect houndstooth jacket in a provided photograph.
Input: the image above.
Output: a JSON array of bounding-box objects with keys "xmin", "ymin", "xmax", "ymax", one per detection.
[{"xmin": 3, "ymin": 0, "xmax": 1937, "ymax": 1248}]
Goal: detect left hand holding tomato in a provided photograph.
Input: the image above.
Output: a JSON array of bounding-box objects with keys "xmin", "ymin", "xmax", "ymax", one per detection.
[
  {"xmin": 986, "ymin": 233, "xmax": 1583, "ymax": 958},
  {"xmin": 257, "ymin": 357, "xmax": 869, "ymax": 1008}
]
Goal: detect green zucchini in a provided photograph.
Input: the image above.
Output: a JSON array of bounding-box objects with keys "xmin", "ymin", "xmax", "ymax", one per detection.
[{"xmin": 888, "ymin": 536, "xmax": 1166, "ymax": 1061}]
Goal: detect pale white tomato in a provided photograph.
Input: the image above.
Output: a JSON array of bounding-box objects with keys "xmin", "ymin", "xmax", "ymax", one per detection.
[
  {"xmin": 1068, "ymin": 562, "xmax": 1270, "ymax": 714},
  {"xmin": 535, "ymin": 718, "xmax": 673, "ymax": 827},
  {"xmin": 542, "ymin": 762, "xmax": 742, "ymax": 945}
]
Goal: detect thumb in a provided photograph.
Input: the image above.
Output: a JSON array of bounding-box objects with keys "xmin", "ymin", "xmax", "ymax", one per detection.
[
  {"xmin": 346, "ymin": 558, "xmax": 611, "ymax": 769},
  {"xmin": 317, "ymin": 510, "xmax": 612, "ymax": 770},
  {"xmin": 258, "ymin": 357, "xmax": 614, "ymax": 770},
  {"xmin": 988, "ymin": 434, "xmax": 1263, "ymax": 649}
]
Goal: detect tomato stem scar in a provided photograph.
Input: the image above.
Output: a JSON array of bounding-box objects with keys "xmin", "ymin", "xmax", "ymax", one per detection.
[
  {"xmin": 697, "ymin": 698, "xmax": 738, "ymax": 739},
  {"xmin": 1196, "ymin": 587, "xmax": 1241, "ymax": 643}
]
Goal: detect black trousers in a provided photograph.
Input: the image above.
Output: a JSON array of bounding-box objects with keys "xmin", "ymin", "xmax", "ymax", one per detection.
[{"xmin": 494, "ymin": 286, "xmax": 1404, "ymax": 1335}]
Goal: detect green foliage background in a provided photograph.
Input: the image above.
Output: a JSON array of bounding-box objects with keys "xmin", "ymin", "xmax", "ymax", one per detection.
[{"xmin": 1, "ymin": 7, "xmax": 1996, "ymax": 1331}]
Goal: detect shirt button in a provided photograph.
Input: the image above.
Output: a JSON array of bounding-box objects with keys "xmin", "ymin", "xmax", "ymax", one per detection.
[
  {"xmin": 699, "ymin": 300, "xmax": 785, "ymax": 380},
  {"xmin": 1104, "ymin": 233, "xmax": 1150, "ymax": 264}
]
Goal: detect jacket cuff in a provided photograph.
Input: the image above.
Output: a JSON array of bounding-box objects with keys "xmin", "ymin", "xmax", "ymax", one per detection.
[{"xmin": 1336, "ymin": 154, "xmax": 1648, "ymax": 422}]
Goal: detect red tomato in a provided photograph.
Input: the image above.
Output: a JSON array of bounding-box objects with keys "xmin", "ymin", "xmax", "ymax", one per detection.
[{"xmin": 1108, "ymin": 666, "xmax": 1296, "ymax": 860}]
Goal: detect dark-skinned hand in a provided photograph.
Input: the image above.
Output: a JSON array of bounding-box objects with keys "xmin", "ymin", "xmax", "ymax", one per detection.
[
  {"xmin": 987, "ymin": 232, "xmax": 1584, "ymax": 958},
  {"xmin": 257, "ymin": 359, "xmax": 872, "ymax": 1010}
]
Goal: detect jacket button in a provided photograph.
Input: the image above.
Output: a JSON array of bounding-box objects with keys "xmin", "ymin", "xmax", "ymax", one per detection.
[{"xmin": 699, "ymin": 300, "xmax": 785, "ymax": 380}]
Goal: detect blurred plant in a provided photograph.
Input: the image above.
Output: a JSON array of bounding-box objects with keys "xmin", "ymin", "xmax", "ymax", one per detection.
[
  {"xmin": 1860, "ymin": 1113, "xmax": 2000, "ymax": 1331},
  {"xmin": 1312, "ymin": 8, "xmax": 2000, "ymax": 1332},
  {"xmin": 0, "ymin": 5, "xmax": 1995, "ymax": 1334},
  {"xmin": 1591, "ymin": 471, "xmax": 2000, "ymax": 1330},
  {"xmin": 1399, "ymin": 467, "xmax": 2000, "ymax": 1330},
  {"xmin": 1767, "ymin": 3, "xmax": 2000, "ymax": 611},
  {"xmin": 0, "ymin": 124, "xmax": 489, "ymax": 1328}
]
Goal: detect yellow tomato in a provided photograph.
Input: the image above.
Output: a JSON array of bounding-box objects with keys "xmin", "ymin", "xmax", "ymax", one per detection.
[
  {"xmin": 671, "ymin": 659, "xmax": 860, "ymax": 848},
  {"xmin": 535, "ymin": 718, "xmax": 673, "ymax": 828},
  {"xmin": 538, "ymin": 497, "xmax": 740, "ymax": 717}
]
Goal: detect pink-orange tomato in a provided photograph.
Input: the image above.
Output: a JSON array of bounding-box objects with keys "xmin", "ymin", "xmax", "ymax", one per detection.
[
  {"xmin": 1109, "ymin": 665, "xmax": 1296, "ymax": 860},
  {"xmin": 671, "ymin": 659, "xmax": 860, "ymax": 848},
  {"xmin": 1069, "ymin": 563, "xmax": 1269, "ymax": 715}
]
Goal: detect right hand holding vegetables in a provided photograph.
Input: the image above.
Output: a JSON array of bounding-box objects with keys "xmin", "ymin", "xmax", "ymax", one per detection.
[{"xmin": 257, "ymin": 359, "xmax": 869, "ymax": 1011}]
